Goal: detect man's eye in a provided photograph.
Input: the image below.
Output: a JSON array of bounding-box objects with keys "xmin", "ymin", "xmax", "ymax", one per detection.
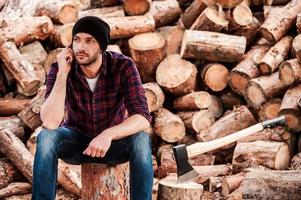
[
  {"xmin": 74, "ymin": 38, "xmax": 79, "ymax": 42},
  {"xmin": 87, "ymin": 40, "xmax": 95, "ymax": 43}
]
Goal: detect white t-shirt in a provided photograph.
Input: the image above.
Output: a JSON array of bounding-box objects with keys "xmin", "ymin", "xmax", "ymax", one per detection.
[{"xmin": 85, "ymin": 74, "xmax": 100, "ymax": 92}]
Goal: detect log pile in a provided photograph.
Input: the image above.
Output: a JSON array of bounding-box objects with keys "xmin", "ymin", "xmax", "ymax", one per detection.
[{"xmin": 0, "ymin": 0, "xmax": 301, "ymax": 199}]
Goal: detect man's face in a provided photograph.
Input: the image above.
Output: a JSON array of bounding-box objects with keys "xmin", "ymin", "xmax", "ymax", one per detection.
[{"xmin": 72, "ymin": 32, "xmax": 101, "ymax": 66}]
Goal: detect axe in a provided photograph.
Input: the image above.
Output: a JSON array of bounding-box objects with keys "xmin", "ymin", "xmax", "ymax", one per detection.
[{"xmin": 173, "ymin": 115, "xmax": 286, "ymax": 183}]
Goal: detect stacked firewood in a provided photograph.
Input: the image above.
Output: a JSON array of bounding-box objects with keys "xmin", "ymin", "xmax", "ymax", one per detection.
[{"xmin": 0, "ymin": 0, "xmax": 301, "ymax": 199}]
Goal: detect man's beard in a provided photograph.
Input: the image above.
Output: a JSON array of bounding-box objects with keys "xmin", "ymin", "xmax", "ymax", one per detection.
[{"xmin": 75, "ymin": 50, "xmax": 101, "ymax": 66}]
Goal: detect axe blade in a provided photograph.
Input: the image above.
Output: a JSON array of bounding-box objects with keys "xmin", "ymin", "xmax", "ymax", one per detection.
[{"xmin": 173, "ymin": 144, "xmax": 199, "ymax": 183}]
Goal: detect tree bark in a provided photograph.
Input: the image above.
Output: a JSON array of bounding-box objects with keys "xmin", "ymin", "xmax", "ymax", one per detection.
[
  {"xmin": 180, "ymin": 30, "xmax": 246, "ymax": 63},
  {"xmin": 197, "ymin": 105, "xmax": 256, "ymax": 142},
  {"xmin": 0, "ymin": 158, "xmax": 24, "ymax": 189},
  {"xmin": 156, "ymin": 54, "xmax": 198, "ymax": 96},
  {"xmin": 0, "ymin": 98, "xmax": 30, "ymax": 116},
  {"xmin": 203, "ymin": 0, "xmax": 243, "ymax": 8},
  {"xmin": 279, "ymin": 58, "xmax": 301, "ymax": 86},
  {"xmin": 90, "ymin": 0, "xmax": 122, "ymax": 8},
  {"xmin": 157, "ymin": 174, "xmax": 203, "ymax": 200},
  {"xmin": 143, "ymin": 82, "xmax": 165, "ymax": 113},
  {"xmin": 292, "ymin": 34, "xmax": 301, "ymax": 64},
  {"xmin": 18, "ymin": 86, "xmax": 46, "ymax": 130},
  {"xmin": 221, "ymin": 173, "xmax": 245, "ymax": 196},
  {"xmin": 177, "ymin": 110, "xmax": 216, "ymax": 134},
  {"xmin": 297, "ymin": 13, "xmax": 301, "ymax": 33},
  {"xmin": 258, "ymin": 36, "xmax": 293, "ymax": 75},
  {"xmin": 232, "ymin": 141, "xmax": 290, "ymax": 171},
  {"xmin": 0, "ymin": 42, "xmax": 42, "ymax": 96},
  {"xmin": 81, "ymin": 163, "xmax": 129, "ymax": 200},
  {"xmin": 0, "ymin": 16, "xmax": 54, "ymax": 46},
  {"xmin": 258, "ymin": 98, "xmax": 281, "ymax": 121},
  {"xmin": 147, "ymin": 0, "xmax": 181, "ymax": 27},
  {"xmin": 0, "ymin": 116, "xmax": 25, "ymax": 140},
  {"xmin": 290, "ymin": 152, "xmax": 301, "ymax": 170},
  {"xmin": 201, "ymin": 63, "xmax": 229, "ymax": 92},
  {"xmin": 260, "ymin": 0, "xmax": 301, "ymax": 43},
  {"xmin": 0, "ymin": 182, "xmax": 31, "ymax": 199},
  {"xmin": 154, "ymin": 108, "xmax": 185, "ymax": 143},
  {"xmin": 219, "ymin": 89, "xmax": 245, "ymax": 109},
  {"xmin": 181, "ymin": 0, "xmax": 206, "ymax": 29},
  {"xmin": 237, "ymin": 168, "xmax": 301, "ymax": 200},
  {"xmin": 244, "ymin": 71, "xmax": 287, "ymax": 109},
  {"xmin": 35, "ymin": 0, "xmax": 79, "ymax": 24},
  {"xmin": 19, "ymin": 41, "xmax": 48, "ymax": 67},
  {"xmin": 103, "ymin": 15, "xmax": 155, "ymax": 39},
  {"xmin": 229, "ymin": 46, "xmax": 268, "ymax": 95},
  {"xmin": 156, "ymin": 25, "xmax": 184, "ymax": 55},
  {"xmin": 208, "ymin": 176, "xmax": 223, "ymax": 192},
  {"xmin": 129, "ymin": 32, "xmax": 166, "ymax": 83},
  {"xmin": 78, "ymin": 6, "xmax": 125, "ymax": 19},
  {"xmin": 190, "ymin": 6, "xmax": 228, "ymax": 32},
  {"xmin": 51, "ymin": 23, "xmax": 74, "ymax": 47},
  {"xmin": 123, "ymin": 0, "xmax": 151, "ymax": 15},
  {"xmin": 279, "ymin": 83, "xmax": 301, "ymax": 132}
]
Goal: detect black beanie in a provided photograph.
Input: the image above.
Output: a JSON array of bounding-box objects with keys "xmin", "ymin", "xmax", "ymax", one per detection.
[{"xmin": 72, "ymin": 16, "xmax": 110, "ymax": 51}]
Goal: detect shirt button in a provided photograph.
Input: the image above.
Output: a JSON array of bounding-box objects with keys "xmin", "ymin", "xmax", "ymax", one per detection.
[{"xmin": 92, "ymin": 99, "xmax": 95, "ymax": 104}]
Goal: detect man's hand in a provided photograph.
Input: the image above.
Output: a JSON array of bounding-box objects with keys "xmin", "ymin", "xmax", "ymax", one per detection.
[
  {"xmin": 83, "ymin": 131, "xmax": 113, "ymax": 158},
  {"xmin": 57, "ymin": 47, "xmax": 73, "ymax": 74}
]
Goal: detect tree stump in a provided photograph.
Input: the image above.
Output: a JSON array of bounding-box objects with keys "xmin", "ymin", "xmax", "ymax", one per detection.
[
  {"xmin": 157, "ymin": 174, "xmax": 203, "ymax": 200},
  {"xmin": 81, "ymin": 163, "xmax": 129, "ymax": 200}
]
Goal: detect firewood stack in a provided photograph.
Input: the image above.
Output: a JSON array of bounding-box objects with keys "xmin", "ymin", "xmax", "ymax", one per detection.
[{"xmin": 0, "ymin": 0, "xmax": 300, "ymax": 199}]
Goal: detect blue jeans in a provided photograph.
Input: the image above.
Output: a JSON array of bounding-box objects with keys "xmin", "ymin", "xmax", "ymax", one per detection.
[{"xmin": 32, "ymin": 127, "xmax": 153, "ymax": 200}]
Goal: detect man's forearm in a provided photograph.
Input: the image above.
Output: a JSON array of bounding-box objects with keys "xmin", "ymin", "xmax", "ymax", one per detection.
[
  {"xmin": 40, "ymin": 72, "xmax": 68, "ymax": 129},
  {"xmin": 104, "ymin": 114, "xmax": 150, "ymax": 140}
]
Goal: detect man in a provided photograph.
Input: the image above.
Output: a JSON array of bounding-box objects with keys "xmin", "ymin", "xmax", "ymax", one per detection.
[{"xmin": 32, "ymin": 16, "xmax": 153, "ymax": 200}]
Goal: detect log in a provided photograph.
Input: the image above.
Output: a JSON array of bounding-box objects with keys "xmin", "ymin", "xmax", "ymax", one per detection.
[
  {"xmin": 181, "ymin": 0, "xmax": 206, "ymax": 29},
  {"xmin": 180, "ymin": 30, "xmax": 246, "ymax": 63},
  {"xmin": 279, "ymin": 83, "xmax": 301, "ymax": 132},
  {"xmin": 258, "ymin": 98, "xmax": 281, "ymax": 121},
  {"xmin": 0, "ymin": 98, "xmax": 30, "ymax": 116},
  {"xmin": 203, "ymin": 0, "xmax": 243, "ymax": 8},
  {"xmin": 290, "ymin": 152, "xmax": 301, "ymax": 170},
  {"xmin": 51, "ymin": 23, "xmax": 74, "ymax": 47},
  {"xmin": 90, "ymin": 0, "xmax": 122, "ymax": 7},
  {"xmin": 156, "ymin": 54, "xmax": 198, "ymax": 96},
  {"xmin": 18, "ymin": 87, "xmax": 45, "ymax": 130},
  {"xmin": 0, "ymin": 182, "xmax": 31, "ymax": 199},
  {"xmin": 157, "ymin": 174, "xmax": 203, "ymax": 200},
  {"xmin": 232, "ymin": 17, "xmax": 261, "ymax": 46},
  {"xmin": 258, "ymin": 36, "xmax": 293, "ymax": 75},
  {"xmin": 197, "ymin": 105, "xmax": 256, "ymax": 142},
  {"xmin": 190, "ymin": 6, "xmax": 228, "ymax": 32},
  {"xmin": 194, "ymin": 164, "xmax": 232, "ymax": 184},
  {"xmin": 279, "ymin": 58, "xmax": 301, "ymax": 86},
  {"xmin": 81, "ymin": 163, "xmax": 129, "ymax": 200},
  {"xmin": 173, "ymin": 91, "xmax": 212, "ymax": 111},
  {"xmin": 147, "ymin": 0, "xmax": 181, "ymax": 27},
  {"xmin": 0, "ymin": 16, "xmax": 54, "ymax": 46},
  {"xmin": 232, "ymin": 141, "xmax": 290, "ymax": 171},
  {"xmin": 19, "ymin": 41, "xmax": 48, "ymax": 67},
  {"xmin": 143, "ymin": 82, "xmax": 165, "ymax": 113},
  {"xmin": 292, "ymin": 34, "xmax": 301, "ymax": 63},
  {"xmin": 0, "ymin": 42, "xmax": 42, "ymax": 96},
  {"xmin": 260, "ymin": 0, "xmax": 301, "ymax": 43},
  {"xmin": 209, "ymin": 177, "xmax": 222, "ymax": 192},
  {"xmin": 297, "ymin": 13, "xmax": 301, "ymax": 33},
  {"xmin": 128, "ymin": 32, "xmax": 166, "ymax": 83},
  {"xmin": 177, "ymin": 0, "xmax": 194, "ymax": 7},
  {"xmin": 103, "ymin": 15, "xmax": 155, "ymax": 39},
  {"xmin": 0, "ymin": 158, "xmax": 23, "ymax": 189},
  {"xmin": 123, "ymin": 0, "xmax": 151, "ymax": 15},
  {"xmin": 219, "ymin": 89, "xmax": 245, "ymax": 109},
  {"xmin": 156, "ymin": 25, "xmax": 184, "ymax": 55},
  {"xmin": 154, "ymin": 108, "xmax": 185, "ymax": 143},
  {"xmin": 200, "ymin": 63, "xmax": 229, "ymax": 92},
  {"xmin": 44, "ymin": 48, "xmax": 63, "ymax": 75},
  {"xmin": 78, "ymin": 6, "xmax": 125, "ymax": 19},
  {"xmin": 221, "ymin": 173, "xmax": 245, "ymax": 196},
  {"xmin": 177, "ymin": 110, "xmax": 215, "ymax": 134},
  {"xmin": 263, "ymin": 5, "xmax": 282, "ymax": 19},
  {"xmin": 237, "ymin": 168, "xmax": 301, "ymax": 199},
  {"xmin": 35, "ymin": 0, "xmax": 79, "ymax": 24},
  {"xmin": 0, "ymin": 116, "xmax": 25, "ymax": 140},
  {"xmin": 227, "ymin": 3, "xmax": 253, "ymax": 31},
  {"xmin": 244, "ymin": 71, "xmax": 287, "ymax": 109},
  {"xmin": 265, "ymin": 0, "xmax": 293, "ymax": 5},
  {"xmin": 158, "ymin": 148, "xmax": 215, "ymax": 178}
]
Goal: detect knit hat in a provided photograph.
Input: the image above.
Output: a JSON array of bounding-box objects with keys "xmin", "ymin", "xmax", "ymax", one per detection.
[{"xmin": 72, "ymin": 16, "xmax": 110, "ymax": 51}]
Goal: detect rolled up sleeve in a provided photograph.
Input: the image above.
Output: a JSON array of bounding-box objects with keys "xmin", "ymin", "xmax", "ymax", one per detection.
[{"xmin": 120, "ymin": 59, "xmax": 152, "ymax": 123}]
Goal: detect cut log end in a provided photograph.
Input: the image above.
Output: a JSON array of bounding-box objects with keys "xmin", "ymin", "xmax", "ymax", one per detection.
[
  {"xmin": 228, "ymin": 71, "xmax": 250, "ymax": 96},
  {"xmin": 259, "ymin": 62, "xmax": 272, "ymax": 75},
  {"xmin": 244, "ymin": 82, "xmax": 266, "ymax": 109},
  {"xmin": 279, "ymin": 63, "xmax": 295, "ymax": 86},
  {"xmin": 58, "ymin": 5, "xmax": 78, "ymax": 24},
  {"xmin": 129, "ymin": 32, "xmax": 165, "ymax": 51},
  {"xmin": 275, "ymin": 144, "xmax": 290, "ymax": 169},
  {"xmin": 260, "ymin": 27, "xmax": 276, "ymax": 43}
]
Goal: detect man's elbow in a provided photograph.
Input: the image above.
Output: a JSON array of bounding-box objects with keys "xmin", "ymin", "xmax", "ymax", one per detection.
[{"xmin": 41, "ymin": 121, "xmax": 60, "ymax": 130}]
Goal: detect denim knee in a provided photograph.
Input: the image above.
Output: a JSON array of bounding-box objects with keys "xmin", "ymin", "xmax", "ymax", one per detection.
[
  {"xmin": 129, "ymin": 131, "xmax": 152, "ymax": 163},
  {"xmin": 36, "ymin": 129, "xmax": 61, "ymax": 158}
]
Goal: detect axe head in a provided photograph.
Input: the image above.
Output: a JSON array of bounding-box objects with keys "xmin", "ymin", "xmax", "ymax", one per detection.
[{"xmin": 173, "ymin": 144, "xmax": 199, "ymax": 183}]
